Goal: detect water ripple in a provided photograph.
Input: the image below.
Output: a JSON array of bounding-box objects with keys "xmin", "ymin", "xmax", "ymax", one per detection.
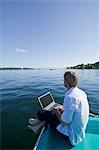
[{"xmin": 0, "ymin": 69, "xmax": 99, "ymax": 149}]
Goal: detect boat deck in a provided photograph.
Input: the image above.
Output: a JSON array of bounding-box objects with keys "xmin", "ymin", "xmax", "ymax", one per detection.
[{"xmin": 34, "ymin": 117, "xmax": 99, "ymax": 150}]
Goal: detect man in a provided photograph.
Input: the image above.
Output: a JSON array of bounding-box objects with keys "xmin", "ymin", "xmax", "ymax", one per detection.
[{"xmin": 28, "ymin": 71, "xmax": 89, "ymax": 146}]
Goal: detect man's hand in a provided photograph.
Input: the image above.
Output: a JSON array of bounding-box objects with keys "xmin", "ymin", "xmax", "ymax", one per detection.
[
  {"xmin": 53, "ymin": 106, "xmax": 60, "ymax": 114},
  {"xmin": 53, "ymin": 105, "xmax": 64, "ymax": 113},
  {"xmin": 58, "ymin": 105, "xmax": 64, "ymax": 113}
]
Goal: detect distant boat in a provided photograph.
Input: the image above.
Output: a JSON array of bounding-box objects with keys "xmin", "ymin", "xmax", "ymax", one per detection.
[{"xmin": 33, "ymin": 116, "xmax": 99, "ymax": 150}]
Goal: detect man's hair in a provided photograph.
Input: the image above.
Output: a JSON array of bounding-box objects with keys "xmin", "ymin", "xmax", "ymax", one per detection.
[{"xmin": 64, "ymin": 71, "xmax": 78, "ymax": 87}]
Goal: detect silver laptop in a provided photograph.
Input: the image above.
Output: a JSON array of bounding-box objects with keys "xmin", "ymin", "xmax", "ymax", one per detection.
[{"xmin": 38, "ymin": 92, "xmax": 60, "ymax": 111}]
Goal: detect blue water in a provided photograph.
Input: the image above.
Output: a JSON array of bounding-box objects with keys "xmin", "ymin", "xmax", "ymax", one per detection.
[{"xmin": 0, "ymin": 69, "xmax": 99, "ymax": 149}]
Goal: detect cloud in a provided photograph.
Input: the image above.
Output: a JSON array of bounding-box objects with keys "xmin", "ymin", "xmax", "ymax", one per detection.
[{"xmin": 16, "ymin": 48, "xmax": 27, "ymax": 53}]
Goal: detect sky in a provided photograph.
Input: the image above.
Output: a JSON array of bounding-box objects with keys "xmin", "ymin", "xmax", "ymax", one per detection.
[{"xmin": 1, "ymin": 0, "xmax": 99, "ymax": 68}]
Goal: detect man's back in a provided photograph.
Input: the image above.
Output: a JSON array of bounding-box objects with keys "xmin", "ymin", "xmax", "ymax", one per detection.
[
  {"xmin": 68, "ymin": 87, "xmax": 89, "ymax": 145},
  {"xmin": 57, "ymin": 87, "xmax": 89, "ymax": 146}
]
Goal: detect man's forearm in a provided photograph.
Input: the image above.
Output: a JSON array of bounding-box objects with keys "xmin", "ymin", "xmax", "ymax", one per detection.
[
  {"xmin": 55, "ymin": 111, "xmax": 68, "ymax": 126},
  {"xmin": 55, "ymin": 111, "xmax": 68, "ymax": 125},
  {"xmin": 55, "ymin": 111, "xmax": 62, "ymax": 123}
]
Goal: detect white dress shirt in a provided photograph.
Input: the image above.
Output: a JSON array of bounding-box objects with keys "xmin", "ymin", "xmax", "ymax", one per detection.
[{"xmin": 57, "ymin": 87, "xmax": 89, "ymax": 146}]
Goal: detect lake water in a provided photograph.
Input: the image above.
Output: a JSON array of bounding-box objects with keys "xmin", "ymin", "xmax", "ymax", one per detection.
[{"xmin": 0, "ymin": 69, "xmax": 99, "ymax": 150}]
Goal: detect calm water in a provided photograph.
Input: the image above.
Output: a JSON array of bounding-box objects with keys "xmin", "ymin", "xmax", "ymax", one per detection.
[{"xmin": 0, "ymin": 69, "xmax": 99, "ymax": 150}]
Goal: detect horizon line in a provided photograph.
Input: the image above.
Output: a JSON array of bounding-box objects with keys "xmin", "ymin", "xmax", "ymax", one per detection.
[{"xmin": 0, "ymin": 61, "xmax": 98, "ymax": 69}]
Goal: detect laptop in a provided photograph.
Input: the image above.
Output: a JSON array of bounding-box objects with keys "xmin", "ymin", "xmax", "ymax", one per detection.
[{"xmin": 38, "ymin": 92, "xmax": 61, "ymax": 111}]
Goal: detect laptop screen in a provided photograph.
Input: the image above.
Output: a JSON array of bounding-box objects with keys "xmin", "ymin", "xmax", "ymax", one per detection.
[{"xmin": 39, "ymin": 93, "xmax": 53, "ymax": 108}]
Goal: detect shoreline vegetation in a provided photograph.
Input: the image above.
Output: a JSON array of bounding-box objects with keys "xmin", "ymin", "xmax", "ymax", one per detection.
[
  {"xmin": 67, "ymin": 61, "xmax": 99, "ymax": 69},
  {"xmin": 0, "ymin": 62, "xmax": 99, "ymax": 70}
]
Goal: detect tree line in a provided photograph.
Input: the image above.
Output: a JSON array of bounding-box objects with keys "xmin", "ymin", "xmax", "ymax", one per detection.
[{"xmin": 67, "ymin": 61, "xmax": 99, "ymax": 69}]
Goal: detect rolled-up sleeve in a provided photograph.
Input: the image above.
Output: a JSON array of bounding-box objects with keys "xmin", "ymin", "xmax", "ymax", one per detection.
[{"xmin": 61, "ymin": 96, "xmax": 77, "ymax": 123}]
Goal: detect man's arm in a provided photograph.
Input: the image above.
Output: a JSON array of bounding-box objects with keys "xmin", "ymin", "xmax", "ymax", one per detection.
[{"xmin": 53, "ymin": 107, "xmax": 68, "ymax": 126}]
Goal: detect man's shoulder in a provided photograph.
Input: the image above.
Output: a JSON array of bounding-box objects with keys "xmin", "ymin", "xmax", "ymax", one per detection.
[
  {"xmin": 65, "ymin": 87, "xmax": 87, "ymax": 99},
  {"xmin": 67, "ymin": 88, "xmax": 87, "ymax": 103},
  {"xmin": 72, "ymin": 87, "xmax": 86, "ymax": 95},
  {"xmin": 77, "ymin": 88, "xmax": 87, "ymax": 96}
]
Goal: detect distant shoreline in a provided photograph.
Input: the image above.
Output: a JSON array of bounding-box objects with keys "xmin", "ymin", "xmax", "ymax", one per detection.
[
  {"xmin": 0, "ymin": 68, "xmax": 36, "ymax": 70},
  {"xmin": 0, "ymin": 68, "xmax": 62, "ymax": 70},
  {"xmin": 0, "ymin": 61, "xmax": 99, "ymax": 70}
]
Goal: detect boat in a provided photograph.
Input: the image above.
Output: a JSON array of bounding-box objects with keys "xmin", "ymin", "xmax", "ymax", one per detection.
[{"xmin": 33, "ymin": 116, "xmax": 99, "ymax": 150}]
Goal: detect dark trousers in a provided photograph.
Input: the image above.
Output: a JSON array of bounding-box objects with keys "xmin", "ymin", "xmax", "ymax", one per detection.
[
  {"xmin": 37, "ymin": 110, "xmax": 69, "ymax": 141},
  {"xmin": 37, "ymin": 110, "xmax": 60, "ymax": 128}
]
